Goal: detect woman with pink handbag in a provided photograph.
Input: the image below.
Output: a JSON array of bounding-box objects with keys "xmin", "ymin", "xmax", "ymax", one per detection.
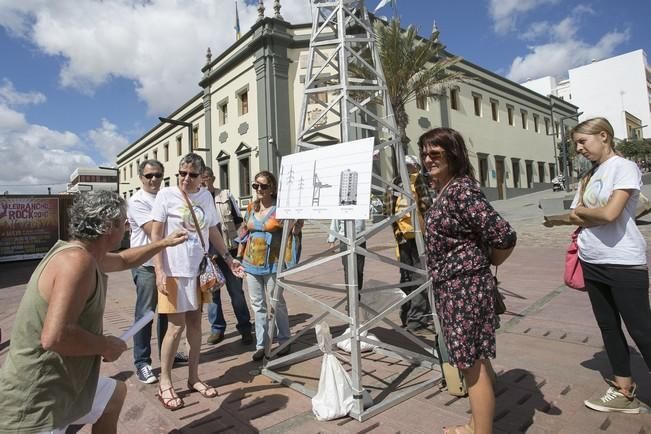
[{"xmin": 568, "ymin": 117, "xmax": 650, "ymax": 414}]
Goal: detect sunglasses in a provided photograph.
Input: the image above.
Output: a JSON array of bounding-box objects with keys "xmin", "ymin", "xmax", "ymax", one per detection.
[
  {"xmin": 142, "ymin": 172, "xmax": 163, "ymax": 179},
  {"xmin": 422, "ymin": 151, "xmax": 445, "ymax": 162},
  {"xmin": 178, "ymin": 170, "xmax": 200, "ymax": 179},
  {"xmin": 252, "ymin": 182, "xmax": 270, "ymax": 191}
]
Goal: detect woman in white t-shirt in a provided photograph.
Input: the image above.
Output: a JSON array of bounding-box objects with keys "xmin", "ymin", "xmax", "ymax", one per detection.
[
  {"xmin": 151, "ymin": 153, "xmax": 244, "ymax": 411},
  {"xmin": 569, "ymin": 117, "xmax": 650, "ymax": 414}
]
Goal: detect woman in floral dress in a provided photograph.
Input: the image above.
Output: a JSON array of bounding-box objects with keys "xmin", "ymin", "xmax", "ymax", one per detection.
[{"xmin": 418, "ymin": 128, "xmax": 517, "ymax": 434}]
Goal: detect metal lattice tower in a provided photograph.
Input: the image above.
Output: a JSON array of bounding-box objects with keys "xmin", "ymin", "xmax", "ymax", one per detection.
[{"xmin": 263, "ymin": 0, "xmax": 436, "ymax": 421}]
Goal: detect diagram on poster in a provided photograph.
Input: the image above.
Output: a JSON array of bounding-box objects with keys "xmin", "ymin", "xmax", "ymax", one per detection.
[{"xmin": 276, "ymin": 137, "xmax": 374, "ymax": 220}]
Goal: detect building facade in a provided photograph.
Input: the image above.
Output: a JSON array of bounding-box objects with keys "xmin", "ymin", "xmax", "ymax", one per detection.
[
  {"xmin": 117, "ymin": 14, "xmax": 577, "ymax": 204},
  {"xmin": 67, "ymin": 167, "xmax": 118, "ymax": 193},
  {"xmin": 521, "ymin": 49, "xmax": 651, "ymax": 141}
]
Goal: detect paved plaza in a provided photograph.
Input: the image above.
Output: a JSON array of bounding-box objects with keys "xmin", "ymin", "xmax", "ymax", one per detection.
[{"xmin": 1, "ymin": 187, "xmax": 651, "ymax": 433}]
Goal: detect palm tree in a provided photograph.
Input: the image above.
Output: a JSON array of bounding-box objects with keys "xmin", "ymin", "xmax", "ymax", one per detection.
[{"xmin": 374, "ymin": 19, "xmax": 465, "ymax": 150}]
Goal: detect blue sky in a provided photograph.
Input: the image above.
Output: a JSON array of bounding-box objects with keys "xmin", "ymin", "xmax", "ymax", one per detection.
[{"xmin": 0, "ymin": 0, "xmax": 649, "ymax": 193}]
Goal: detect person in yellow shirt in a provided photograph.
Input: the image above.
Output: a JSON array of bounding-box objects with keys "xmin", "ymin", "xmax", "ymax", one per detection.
[{"xmin": 389, "ymin": 155, "xmax": 433, "ymax": 331}]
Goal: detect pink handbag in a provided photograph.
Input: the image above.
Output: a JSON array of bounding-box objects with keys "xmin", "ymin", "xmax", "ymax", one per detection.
[{"xmin": 564, "ymin": 228, "xmax": 585, "ymax": 291}]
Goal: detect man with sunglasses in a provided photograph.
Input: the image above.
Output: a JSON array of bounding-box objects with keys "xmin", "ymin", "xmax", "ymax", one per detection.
[
  {"xmin": 202, "ymin": 167, "xmax": 253, "ymax": 346},
  {"xmin": 128, "ymin": 160, "xmax": 187, "ymax": 384}
]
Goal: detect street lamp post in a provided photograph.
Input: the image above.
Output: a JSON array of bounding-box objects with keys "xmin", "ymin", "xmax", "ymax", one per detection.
[{"xmin": 159, "ymin": 117, "xmax": 193, "ymax": 156}]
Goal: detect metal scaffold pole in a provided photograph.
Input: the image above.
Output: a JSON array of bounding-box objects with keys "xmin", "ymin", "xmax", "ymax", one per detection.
[{"xmin": 262, "ymin": 0, "xmax": 440, "ymax": 421}]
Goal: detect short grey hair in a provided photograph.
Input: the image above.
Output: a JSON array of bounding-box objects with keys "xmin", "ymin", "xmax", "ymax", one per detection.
[
  {"xmin": 179, "ymin": 152, "xmax": 205, "ymax": 174},
  {"xmin": 138, "ymin": 159, "xmax": 164, "ymax": 176},
  {"xmin": 68, "ymin": 191, "xmax": 126, "ymax": 241}
]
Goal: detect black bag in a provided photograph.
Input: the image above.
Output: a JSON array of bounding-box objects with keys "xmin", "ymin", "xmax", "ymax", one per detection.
[{"xmin": 493, "ymin": 268, "xmax": 506, "ymax": 315}]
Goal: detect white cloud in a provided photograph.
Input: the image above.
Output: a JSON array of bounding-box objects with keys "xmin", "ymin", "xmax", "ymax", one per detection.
[
  {"xmin": 0, "ymin": 0, "xmax": 312, "ymax": 115},
  {"xmin": 0, "ymin": 78, "xmax": 46, "ymax": 105},
  {"xmin": 521, "ymin": 21, "xmax": 550, "ymax": 41},
  {"xmin": 489, "ymin": 0, "xmax": 560, "ymax": 34},
  {"xmin": 507, "ymin": 29, "xmax": 630, "ymax": 82},
  {"xmin": 497, "ymin": 1, "xmax": 629, "ymax": 83},
  {"xmin": 0, "ymin": 103, "xmax": 92, "ymax": 194},
  {"xmin": 0, "ymin": 79, "xmax": 128, "ymax": 193},
  {"xmin": 87, "ymin": 118, "xmax": 129, "ymax": 166},
  {"xmin": 519, "ymin": 4, "xmax": 595, "ymax": 42}
]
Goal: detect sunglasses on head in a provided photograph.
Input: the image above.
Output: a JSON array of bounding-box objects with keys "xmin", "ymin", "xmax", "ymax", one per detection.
[
  {"xmin": 142, "ymin": 172, "xmax": 163, "ymax": 179},
  {"xmin": 178, "ymin": 170, "xmax": 200, "ymax": 179},
  {"xmin": 251, "ymin": 182, "xmax": 270, "ymax": 191}
]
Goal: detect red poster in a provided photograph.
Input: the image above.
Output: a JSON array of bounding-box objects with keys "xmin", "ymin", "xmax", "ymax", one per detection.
[{"xmin": 0, "ymin": 197, "xmax": 60, "ymax": 262}]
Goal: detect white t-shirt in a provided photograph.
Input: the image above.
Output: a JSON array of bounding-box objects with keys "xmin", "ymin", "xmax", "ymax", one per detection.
[
  {"xmin": 152, "ymin": 187, "xmax": 219, "ymax": 277},
  {"xmin": 127, "ymin": 189, "xmax": 157, "ymax": 266},
  {"xmin": 571, "ymin": 156, "xmax": 647, "ymax": 265}
]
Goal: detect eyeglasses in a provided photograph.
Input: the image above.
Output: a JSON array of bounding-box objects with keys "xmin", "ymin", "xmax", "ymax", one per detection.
[
  {"xmin": 142, "ymin": 173, "xmax": 163, "ymax": 179},
  {"xmin": 178, "ymin": 171, "xmax": 200, "ymax": 179},
  {"xmin": 252, "ymin": 182, "xmax": 270, "ymax": 191}
]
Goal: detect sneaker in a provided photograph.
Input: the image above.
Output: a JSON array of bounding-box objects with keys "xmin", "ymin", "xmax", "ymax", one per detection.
[
  {"xmin": 136, "ymin": 365, "xmax": 158, "ymax": 384},
  {"xmin": 584, "ymin": 386, "xmax": 641, "ymax": 414},
  {"xmin": 241, "ymin": 331, "xmax": 253, "ymax": 345},
  {"xmin": 207, "ymin": 331, "xmax": 225, "ymax": 345},
  {"xmin": 252, "ymin": 348, "xmax": 265, "ymax": 361},
  {"xmin": 173, "ymin": 352, "xmax": 189, "ymax": 365}
]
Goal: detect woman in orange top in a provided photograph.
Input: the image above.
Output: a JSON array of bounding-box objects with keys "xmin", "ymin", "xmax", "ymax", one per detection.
[{"xmin": 238, "ymin": 171, "xmax": 302, "ymax": 361}]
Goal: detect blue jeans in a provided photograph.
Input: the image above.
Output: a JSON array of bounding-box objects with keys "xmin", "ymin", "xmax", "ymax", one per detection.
[
  {"xmin": 207, "ymin": 255, "xmax": 252, "ymax": 334},
  {"xmin": 246, "ymin": 273, "xmax": 290, "ymax": 349},
  {"xmin": 132, "ymin": 266, "xmax": 168, "ymax": 369}
]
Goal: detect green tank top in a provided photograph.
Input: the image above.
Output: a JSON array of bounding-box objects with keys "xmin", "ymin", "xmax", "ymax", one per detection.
[{"xmin": 0, "ymin": 240, "xmax": 107, "ymax": 433}]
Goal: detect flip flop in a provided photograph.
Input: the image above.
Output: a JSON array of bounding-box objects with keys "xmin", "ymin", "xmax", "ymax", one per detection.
[{"xmin": 187, "ymin": 380, "xmax": 218, "ymax": 398}]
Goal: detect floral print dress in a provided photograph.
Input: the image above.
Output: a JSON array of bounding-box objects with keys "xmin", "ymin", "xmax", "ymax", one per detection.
[{"xmin": 425, "ymin": 176, "xmax": 516, "ymax": 369}]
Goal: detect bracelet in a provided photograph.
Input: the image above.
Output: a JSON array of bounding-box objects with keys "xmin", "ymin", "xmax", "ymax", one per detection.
[{"xmin": 223, "ymin": 252, "xmax": 234, "ymax": 262}]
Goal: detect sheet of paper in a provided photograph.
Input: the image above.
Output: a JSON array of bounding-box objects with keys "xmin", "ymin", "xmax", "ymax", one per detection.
[{"xmin": 119, "ymin": 310, "xmax": 155, "ymax": 342}]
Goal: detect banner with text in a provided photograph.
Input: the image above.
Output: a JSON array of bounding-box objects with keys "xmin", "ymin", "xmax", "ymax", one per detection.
[{"xmin": 0, "ymin": 197, "xmax": 60, "ymax": 262}]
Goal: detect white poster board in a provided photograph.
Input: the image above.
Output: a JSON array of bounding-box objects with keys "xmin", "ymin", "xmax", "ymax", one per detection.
[{"xmin": 276, "ymin": 137, "xmax": 374, "ymax": 220}]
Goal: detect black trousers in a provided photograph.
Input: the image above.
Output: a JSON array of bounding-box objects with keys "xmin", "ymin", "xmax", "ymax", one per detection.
[
  {"xmin": 581, "ymin": 260, "xmax": 651, "ymax": 378},
  {"xmin": 398, "ymin": 238, "xmax": 431, "ymax": 328}
]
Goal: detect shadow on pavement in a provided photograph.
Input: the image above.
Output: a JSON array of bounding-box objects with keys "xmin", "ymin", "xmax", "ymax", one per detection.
[
  {"xmin": 495, "ymin": 368, "xmax": 561, "ymax": 431},
  {"xmin": 175, "ymin": 383, "xmax": 290, "ymax": 433}
]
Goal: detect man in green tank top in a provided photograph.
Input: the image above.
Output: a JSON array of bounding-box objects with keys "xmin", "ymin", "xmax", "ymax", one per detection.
[{"xmin": 0, "ymin": 191, "xmax": 187, "ymax": 434}]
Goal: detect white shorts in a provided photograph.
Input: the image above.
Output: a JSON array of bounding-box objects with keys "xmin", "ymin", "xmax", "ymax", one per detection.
[{"xmin": 41, "ymin": 377, "xmax": 117, "ymax": 434}]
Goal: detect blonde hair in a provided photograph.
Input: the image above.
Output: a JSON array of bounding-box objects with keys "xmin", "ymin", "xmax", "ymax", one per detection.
[{"xmin": 570, "ymin": 117, "xmax": 615, "ymax": 148}]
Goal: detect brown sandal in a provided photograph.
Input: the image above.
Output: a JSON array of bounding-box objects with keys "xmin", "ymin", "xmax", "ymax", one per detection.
[
  {"xmin": 158, "ymin": 386, "xmax": 184, "ymax": 411},
  {"xmin": 187, "ymin": 380, "xmax": 218, "ymax": 398}
]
